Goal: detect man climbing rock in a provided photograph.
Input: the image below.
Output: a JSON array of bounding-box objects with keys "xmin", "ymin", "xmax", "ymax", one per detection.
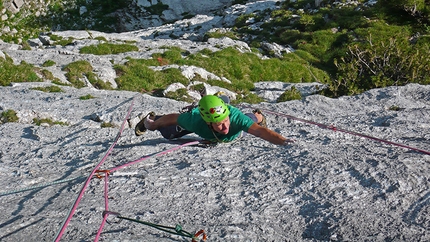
[{"xmin": 135, "ymin": 95, "xmax": 295, "ymax": 145}]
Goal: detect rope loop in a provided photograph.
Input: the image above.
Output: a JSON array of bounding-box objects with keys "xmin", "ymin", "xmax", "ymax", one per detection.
[
  {"xmin": 102, "ymin": 210, "xmax": 120, "ymax": 218},
  {"xmin": 102, "ymin": 211, "xmax": 122, "ymax": 224}
]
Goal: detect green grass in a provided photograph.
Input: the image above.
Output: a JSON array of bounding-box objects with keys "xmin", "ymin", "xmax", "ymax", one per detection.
[
  {"xmin": 144, "ymin": 2, "xmax": 169, "ymax": 15},
  {"xmin": 277, "ymin": 86, "xmax": 302, "ymax": 102},
  {"xmin": 33, "ymin": 118, "xmax": 68, "ymax": 126},
  {"xmin": 80, "ymin": 43, "xmax": 139, "ymax": 55},
  {"xmin": 42, "ymin": 60, "xmax": 56, "ymax": 67},
  {"xmin": 79, "ymin": 94, "xmax": 97, "ymax": 100},
  {"xmin": 101, "ymin": 122, "xmax": 116, "ymax": 128},
  {"xmin": 31, "ymin": 85, "xmax": 64, "ymax": 93},
  {"xmin": 0, "ymin": 57, "xmax": 42, "ymax": 86},
  {"xmin": 114, "ymin": 46, "xmax": 330, "ymax": 103},
  {"xmin": 164, "ymin": 88, "xmax": 195, "ymax": 103},
  {"xmin": 49, "ymin": 35, "xmax": 75, "ymax": 46},
  {"xmin": 63, "ymin": 60, "xmax": 113, "ymax": 89},
  {"xmin": 63, "ymin": 60, "xmax": 91, "ymax": 88},
  {"xmin": 1, "ymin": 0, "xmax": 429, "ymax": 102},
  {"xmin": 1, "ymin": 109, "xmax": 19, "ymax": 123}
]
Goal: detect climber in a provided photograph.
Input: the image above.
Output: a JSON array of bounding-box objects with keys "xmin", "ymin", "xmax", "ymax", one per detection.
[{"xmin": 135, "ymin": 95, "xmax": 295, "ymax": 145}]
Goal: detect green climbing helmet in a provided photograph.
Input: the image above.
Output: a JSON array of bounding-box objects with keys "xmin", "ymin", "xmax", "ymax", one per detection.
[{"xmin": 198, "ymin": 95, "xmax": 230, "ymax": 123}]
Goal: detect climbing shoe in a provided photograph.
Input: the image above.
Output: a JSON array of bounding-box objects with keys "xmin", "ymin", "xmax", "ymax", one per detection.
[
  {"xmin": 135, "ymin": 111, "xmax": 155, "ymax": 136},
  {"xmin": 253, "ymin": 109, "xmax": 267, "ymax": 128}
]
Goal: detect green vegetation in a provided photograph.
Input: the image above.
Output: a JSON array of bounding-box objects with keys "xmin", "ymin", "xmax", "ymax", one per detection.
[
  {"xmin": 114, "ymin": 54, "xmax": 190, "ymax": 93},
  {"xmin": 79, "ymin": 94, "xmax": 97, "ymax": 100},
  {"xmin": 33, "ymin": 117, "xmax": 68, "ymax": 126},
  {"xmin": 63, "ymin": 60, "xmax": 91, "ymax": 88},
  {"xmin": 144, "ymin": 2, "xmax": 169, "ymax": 15},
  {"xmin": 101, "ymin": 122, "xmax": 116, "ymax": 128},
  {"xmin": 49, "ymin": 35, "xmax": 75, "ymax": 46},
  {"xmin": 0, "ymin": 109, "xmax": 19, "ymax": 123},
  {"xmin": 31, "ymin": 85, "xmax": 64, "ymax": 93},
  {"xmin": 329, "ymin": 22, "xmax": 430, "ymax": 96},
  {"xmin": 277, "ymin": 86, "xmax": 302, "ymax": 102},
  {"xmin": 63, "ymin": 60, "xmax": 113, "ymax": 89},
  {"xmin": 114, "ymin": 46, "xmax": 328, "ymax": 103},
  {"xmin": 204, "ymin": 30, "xmax": 239, "ymax": 40},
  {"xmin": 164, "ymin": 88, "xmax": 195, "ymax": 103},
  {"xmin": 389, "ymin": 105, "xmax": 401, "ymax": 111},
  {"xmin": 235, "ymin": 0, "xmax": 430, "ymax": 97},
  {"xmin": 80, "ymin": 43, "xmax": 139, "ymax": 55},
  {"xmin": 42, "ymin": 60, "xmax": 56, "ymax": 67},
  {"xmin": 0, "ymin": 57, "xmax": 42, "ymax": 86},
  {"xmin": 40, "ymin": 69, "xmax": 64, "ymax": 84},
  {"xmin": 42, "ymin": 0, "xmax": 134, "ymax": 33},
  {"xmin": 1, "ymin": 0, "xmax": 429, "ymax": 102}
]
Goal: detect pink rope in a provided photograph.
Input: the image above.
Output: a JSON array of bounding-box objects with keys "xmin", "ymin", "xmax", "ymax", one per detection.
[
  {"xmin": 94, "ymin": 212, "xmax": 110, "ymax": 242},
  {"xmin": 256, "ymin": 107, "xmax": 430, "ymax": 156},
  {"xmin": 94, "ymin": 173, "xmax": 110, "ymax": 242},
  {"xmin": 92, "ymin": 140, "xmax": 200, "ymax": 241},
  {"xmin": 104, "ymin": 173, "xmax": 109, "ymax": 212},
  {"xmin": 54, "ymin": 97, "xmax": 136, "ymax": 242},
  {"xmin": 53, "ymin": 96, "xmax": 200, "ymax": 241},
  {"xmin": 110, "ymin": 140, "xmax": 200, "ymax": 172}
]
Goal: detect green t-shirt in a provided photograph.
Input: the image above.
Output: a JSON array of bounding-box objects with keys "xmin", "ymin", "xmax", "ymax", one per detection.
[{"xmin": 177, "ymin": 105, "xmax": 255, "ymax": 142}]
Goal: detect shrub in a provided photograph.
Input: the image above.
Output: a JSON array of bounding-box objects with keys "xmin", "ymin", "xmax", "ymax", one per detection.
[
  {"xmin": 235, "ymin": 92, "xmax": 264, "ymax": 104},
  {"xmin": 380, "ymin": 0, "xmax": 430, "ymax": 21},
  {"xmin": 40, "ymin": 69, "xmax": 63, "ymax": 84},
  {"xmin": 144, "ymin": 2, "xmax": 169, "ymax": 15},
  {"xmin": 51, "ymin": 36, "xmax": 75, "ymax": 46},
  {"xmin": 328, "ymin": 22, "xmax": 430, "ymax": 97}
]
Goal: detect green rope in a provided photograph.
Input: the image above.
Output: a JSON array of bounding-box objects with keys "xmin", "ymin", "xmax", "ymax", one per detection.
[
  {"xmin": 0, "ymin": 175, "xmax": 86, "ymax": 197},
  {"xmin": 117, "ymin": 216, "xmax": 194, "ymax": 239}
]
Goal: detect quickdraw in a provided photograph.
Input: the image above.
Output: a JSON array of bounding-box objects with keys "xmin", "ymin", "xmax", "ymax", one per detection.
[
  {"xmin": 192, "ymin": 229, "xmax": 207, "ymax": 242},
  {"xmin": 94, "ymin": 170, "xmax": 111, "ymax": 179}
]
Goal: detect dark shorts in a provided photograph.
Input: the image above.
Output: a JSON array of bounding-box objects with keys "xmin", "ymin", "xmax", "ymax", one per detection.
[{"xmin": 155, "ymin": 115, "xmax": 192, "ymax": 139}]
